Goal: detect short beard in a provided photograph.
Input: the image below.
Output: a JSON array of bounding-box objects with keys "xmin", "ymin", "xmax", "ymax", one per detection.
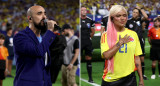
[
  {"xmin": 33, "ymin": 19, "xmax": 47, "ymax": 31},
  {"xmin": 82, "ymin": 15, "xmax": 86, "ymax": 18},
  {"xmin": 65, "ymin": 33, "xmax": 69, "ymax": 37}
]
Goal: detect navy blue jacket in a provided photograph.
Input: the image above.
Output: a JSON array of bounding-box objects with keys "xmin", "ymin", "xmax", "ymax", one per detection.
[{"xmin": 13, "ymin": 27, "xmax": 56, "ymax": 86}]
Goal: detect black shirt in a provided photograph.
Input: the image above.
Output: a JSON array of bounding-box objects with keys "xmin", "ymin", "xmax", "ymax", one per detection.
[
  {"xmin": 73, "ymin": 39, "xmax": 79, "ymax": 65},
  {"xmin": 81, "ymin": 16, "xmax": 95, "ymax": 40},
  {"xmin": 126, "ymin": 18, "xmax": 143, "ymax": 39},
  {"xmin": 73, "ymin": 39, "xmax": 79, "ymax": 53},
  {"xmin": 49, "ymin": 34, "xmax": 67, "ymax": 58},
  {"xmin": 4, "ymin": 35, "xmax": 14, "ymax": 56},
  {"xmin": 101, "ymin": 16, "xmax": 108, "ymax": 31},
  {"xmin": 49, "ymin": 34, "xmax": 67, "ymax": 65}
]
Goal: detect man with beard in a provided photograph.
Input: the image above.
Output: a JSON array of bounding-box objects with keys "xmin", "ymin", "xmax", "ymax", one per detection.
[
  {"xmin": 13, "ymin": 5, "xmax": 57, "ymax": 86},
  {"xmin": 61, "ymin": 24, "xmax": 79, "ymax": 86}
]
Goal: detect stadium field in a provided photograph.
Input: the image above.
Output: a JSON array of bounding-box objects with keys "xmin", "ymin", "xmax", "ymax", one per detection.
[
  {"xmin": 3, "ymin": 66, "xmax": 79, "ymax": 86},
  {"xmin": 81, "ymin": 38, "xmax": 160, "ymax": 86}
]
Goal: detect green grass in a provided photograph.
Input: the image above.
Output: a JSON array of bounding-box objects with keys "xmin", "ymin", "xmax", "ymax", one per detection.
[
  {"xmin": 2, "ymin": 38, "xmax": 158, "ymax": 86},
  {"xmin": 3, "ymin": 66, "xmax": 79, "ymax": 86},
  {"xmin": 81, "ymin": 61, "xmax": 160, "ymax": 86},
  {"xmin": 95, "ymin": 31, "xmax": 101, "ymax": 34},
  {"xmin": 81, "ymin": 38, "xmax": 160, "ymax": 86}
]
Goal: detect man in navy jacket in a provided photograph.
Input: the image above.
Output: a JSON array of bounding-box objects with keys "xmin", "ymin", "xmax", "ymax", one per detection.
[{"xmin": 13, "ymin": 5, "xmax": 57, "ymax": 86}]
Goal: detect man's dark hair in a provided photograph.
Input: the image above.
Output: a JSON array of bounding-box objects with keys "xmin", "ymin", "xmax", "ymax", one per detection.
[
  {"xmin": 62, "ymin": 24, "xmax": 72, "ymax": 30},
  {"xmin": 6, "ymin": 27, "xmax": 12, "ymax": 32},
  {"xmin": 81, "ymin": 5, "xmax": 86, "ymax": 8},
  {"xmin": 0, "ymin": 34, "xmax": 5, "ymax": 40}
]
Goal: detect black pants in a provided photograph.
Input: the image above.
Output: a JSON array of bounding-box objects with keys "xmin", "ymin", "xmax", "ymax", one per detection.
[
  {"xmin": 50, "ymin": 56, "xmax": 63, "ymax": 83},
  {"xmin": 101, "ymin": 72, "xmax": 137, "ymax": 86}
]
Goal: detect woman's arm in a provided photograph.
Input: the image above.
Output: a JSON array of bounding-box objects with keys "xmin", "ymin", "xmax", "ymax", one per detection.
[
  {"xmin": 135, "ymin": 56, "xmax": 144, "ymax": 86},
  {"xmin": 103, "ymin": 34, "xmax": 131, "ymax": 59},
  {"xmin": 136, "ymin": 6, "xmax": 148, "ymax": 20}
]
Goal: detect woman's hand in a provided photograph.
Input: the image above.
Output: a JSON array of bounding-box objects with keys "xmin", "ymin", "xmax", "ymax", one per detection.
[
  {"xmin": 118, "ymin": 34, "xmax": 131, "ymax": 46},
  {"xmin": 139, "ymin": 80, "xmax": 144, "ymax": 86}
]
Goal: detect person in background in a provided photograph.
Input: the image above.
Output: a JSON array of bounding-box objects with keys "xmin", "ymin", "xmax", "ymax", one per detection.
[
  {"xmin": 148, "ymin": 17, "xmax": 160, "ymax": 79},
  {"xmin": 101, "ymin": 4, "xmax": 114, "ymax": 35},
  {"xmin": 61, "ymin": 24, "xmax": 79, "ymax": 86},
  {"xmin": 50, "ymin": 26, "xmax": 67, "ymax": 84},
  {"xmin": 4, "ymin": 27, "xmax": 14, "ymax": 77},
  {"xmin": 101, "ymin": 5, "xmax": 144, "ymax": 86},
  {"xmin": 81, "ymin": 6, "xmax": 95, "ymax": 83},
  {"xmin": 126, "ymin": 6, "xmax": 148, "ymax": 80},
  {"xmin": 0, "ymin": 34, "xmax": 9, "ymax": 86}
]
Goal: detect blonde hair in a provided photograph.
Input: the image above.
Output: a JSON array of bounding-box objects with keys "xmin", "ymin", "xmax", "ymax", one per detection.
[{"xmin": 109, "ymin": 5, "xmax": 128, "ymax": 18}]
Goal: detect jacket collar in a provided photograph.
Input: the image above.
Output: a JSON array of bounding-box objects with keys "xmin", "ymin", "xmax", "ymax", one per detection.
[{"xmin": 25, "ymin": 27, "xmax": 39, "ymax": 45}]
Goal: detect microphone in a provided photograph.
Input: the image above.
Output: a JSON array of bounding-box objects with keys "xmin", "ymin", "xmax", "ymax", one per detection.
[{"xmin": 44, "ymin": 19, "xmax": 62, "ymax": 31}]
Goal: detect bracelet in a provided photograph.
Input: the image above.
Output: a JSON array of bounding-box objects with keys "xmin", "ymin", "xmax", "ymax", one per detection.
[
  {"xmin": 70, "ymin": 64, "xmax": 73, "ymax": 67},
  {"xmin": 116, "ymin": 42, "xmax": 121, "ymax": 47},
  {"xmin": 116, "ymin": 41, "xmax": 123, "ymax": 47}
]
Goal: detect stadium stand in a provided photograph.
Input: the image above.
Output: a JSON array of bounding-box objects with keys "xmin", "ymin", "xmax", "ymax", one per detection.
[{"xmin": 0, "ymin": 0, "xmax": 79, "ymax": 35}]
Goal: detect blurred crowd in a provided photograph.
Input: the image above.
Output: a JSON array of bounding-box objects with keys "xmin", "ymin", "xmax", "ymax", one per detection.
[
  {"xmin": 0, "ymin": 0, "xmax": 79, "ymax": 35},
  {"xmin": 81, "ymin": 0, "xmax": 160, "ymax": 16}
]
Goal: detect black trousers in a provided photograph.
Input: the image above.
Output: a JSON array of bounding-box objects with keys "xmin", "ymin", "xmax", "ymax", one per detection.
[
  {"xmin": 101, "ymin": 72, "xmax": 137, "ymax": 86},
  {"xmin": 50, "ymin": 56, "xmax": 63, "ymax": 83}
]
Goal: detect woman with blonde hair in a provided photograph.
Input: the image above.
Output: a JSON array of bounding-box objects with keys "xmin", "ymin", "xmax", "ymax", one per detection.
[{"xmin": 101, "ymin": 5, "xmax": 144, "ymax": 86}]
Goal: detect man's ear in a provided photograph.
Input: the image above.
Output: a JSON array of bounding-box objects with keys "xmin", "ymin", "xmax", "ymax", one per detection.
[{"xmin": 28, "ymin": 16, "xmax": 32, "ymax": 21}]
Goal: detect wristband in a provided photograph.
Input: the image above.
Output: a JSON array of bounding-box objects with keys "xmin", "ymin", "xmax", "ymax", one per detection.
[
  {"xmin": 116, "ymin": 42, "xmax": 121, "ymax": 47},
  {"xmin": 116, "ymin": 41, "xmax": 123, "ymax": 47},
  {"xmin": 70, "ymin": 64, "xmax": 73, "ymax": 67}
]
